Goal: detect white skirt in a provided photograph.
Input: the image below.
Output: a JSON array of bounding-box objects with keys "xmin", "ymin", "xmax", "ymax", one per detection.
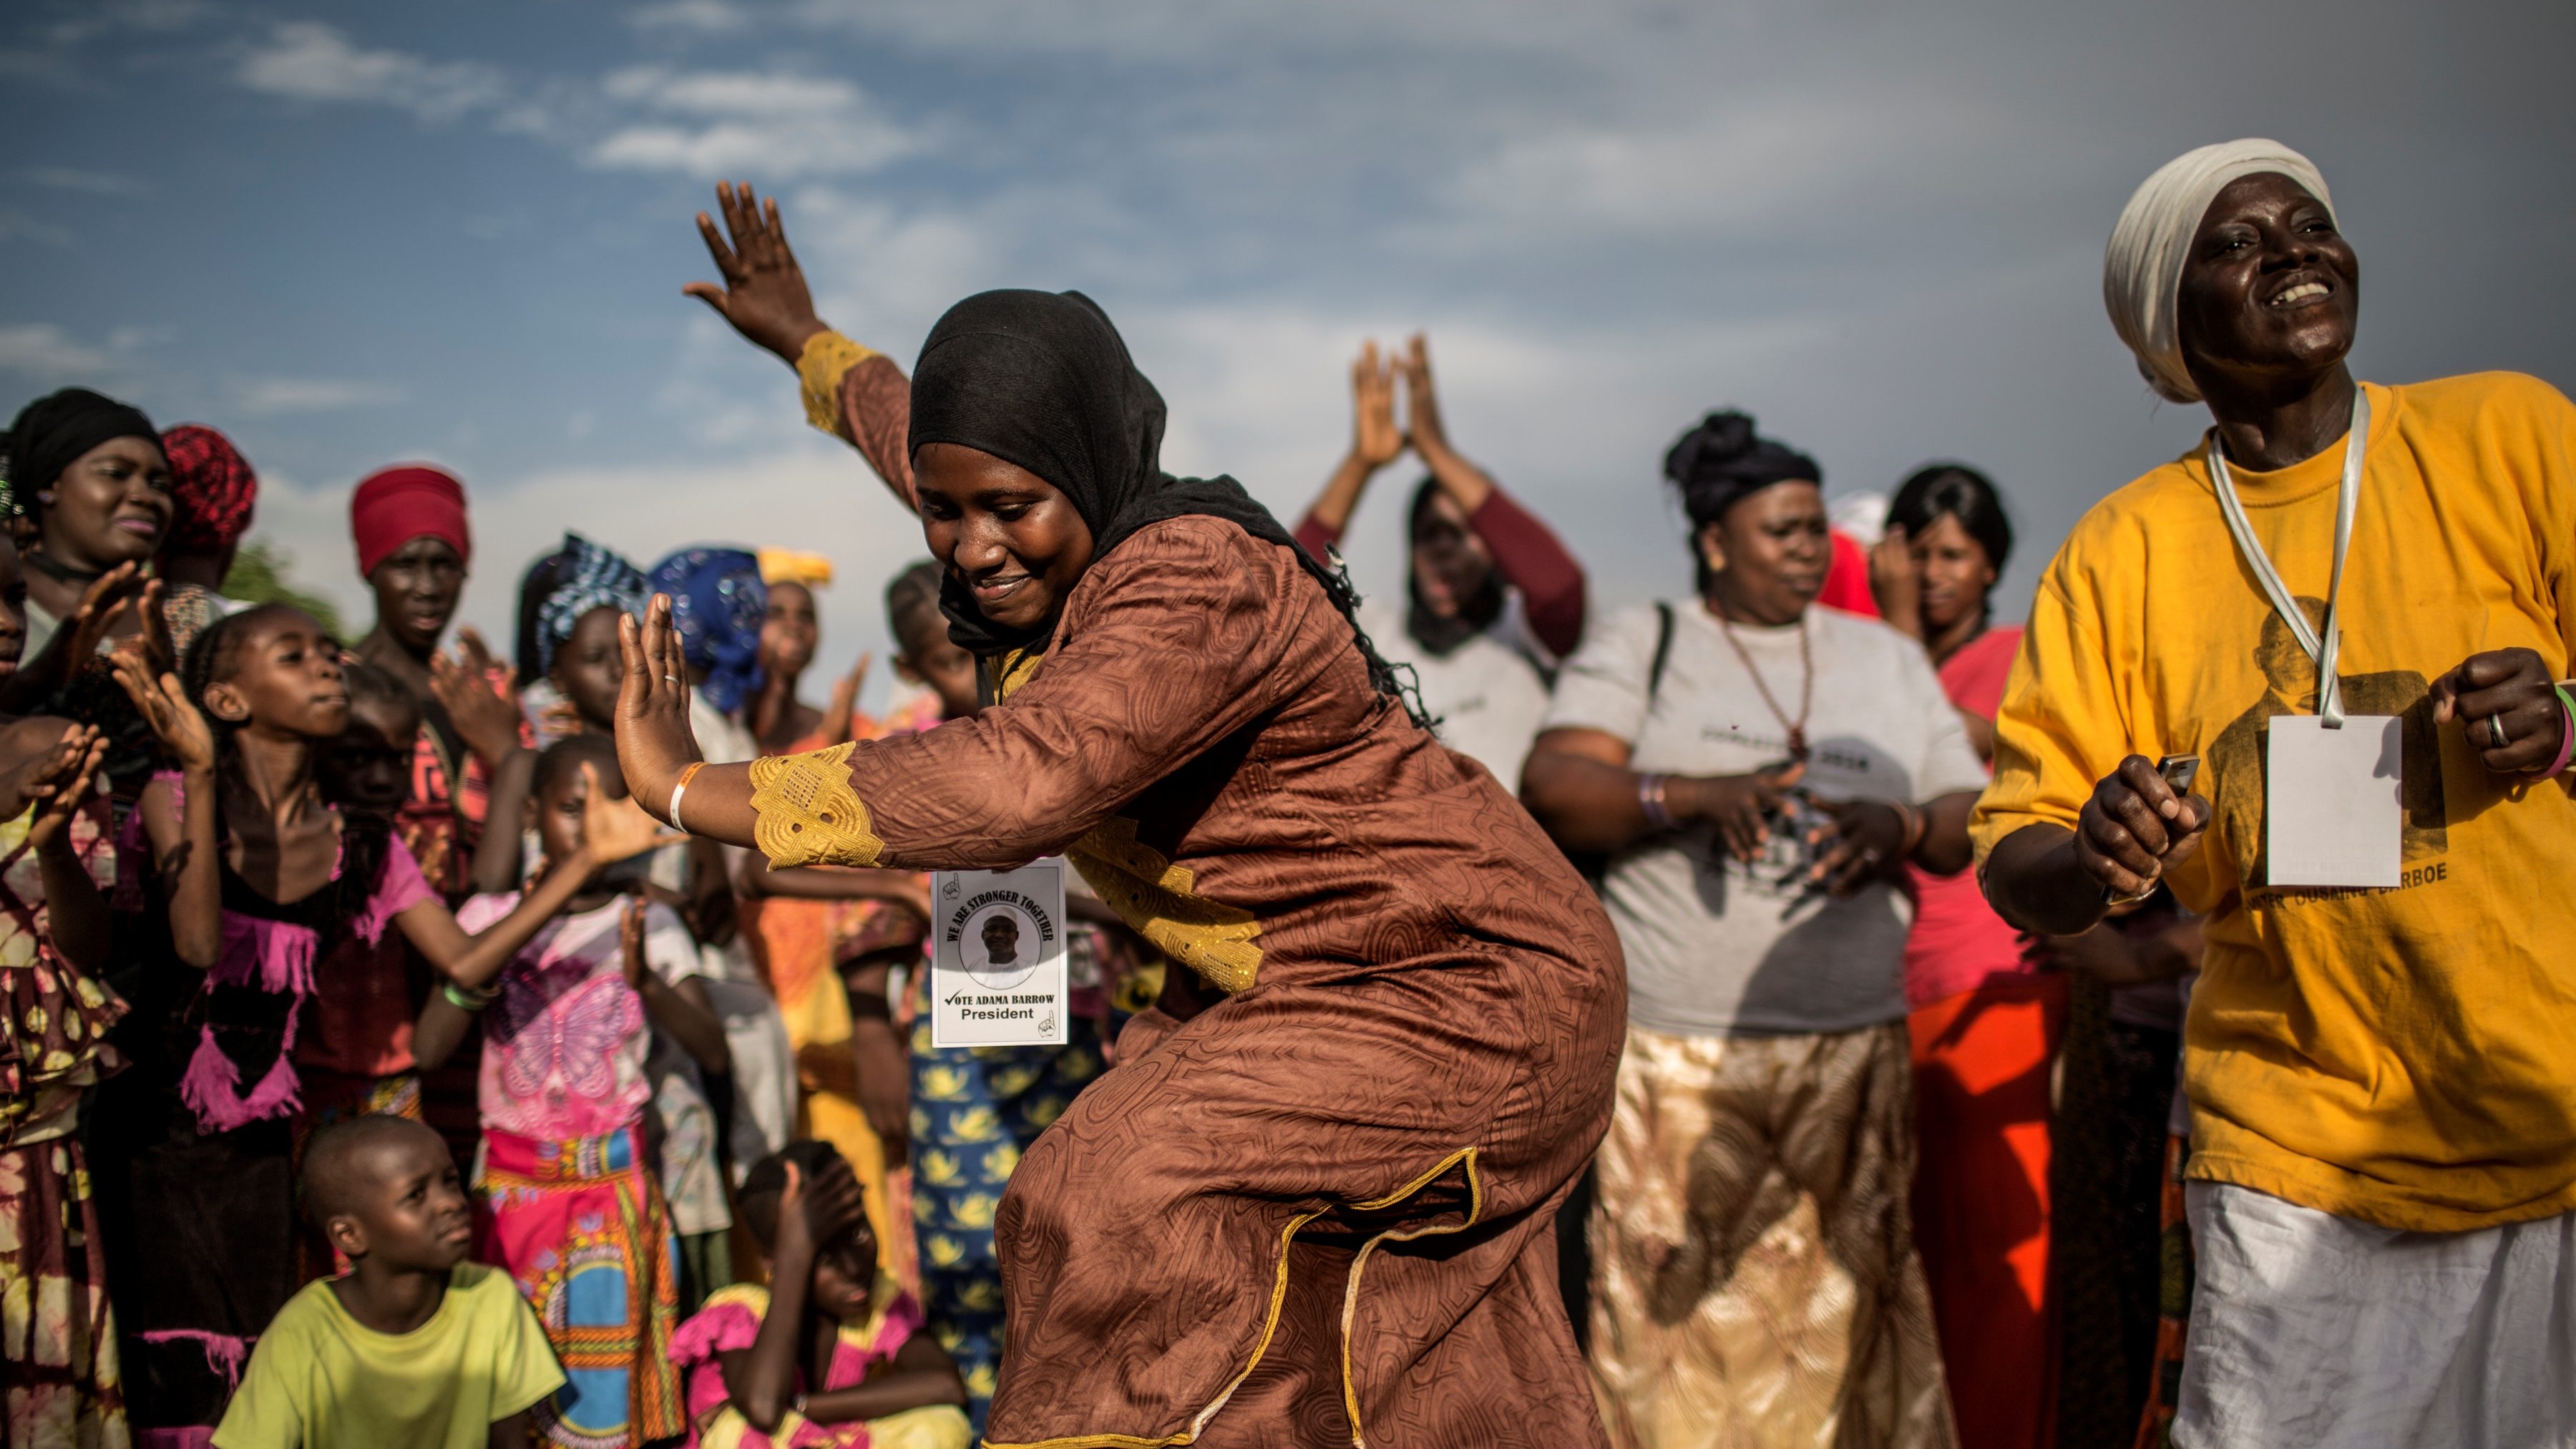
[{"xmin": 2177, "ymin": 1181, "xmax": 2576, "ymax": 1448}]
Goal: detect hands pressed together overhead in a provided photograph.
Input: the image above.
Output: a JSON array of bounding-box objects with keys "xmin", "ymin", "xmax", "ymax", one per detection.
[{"xmin": 1345, "ymin": 333, "xmax": 1458, "ymax": 475}]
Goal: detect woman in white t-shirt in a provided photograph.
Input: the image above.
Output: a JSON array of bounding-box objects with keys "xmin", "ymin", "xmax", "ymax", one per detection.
[
  {"xmin": 1291, "ymin": 334, "xmax": 1587, "ymax": 789},
  {"xmin": 1523, "ymin": 409, "xmax": 1986, "ymax": 1449}
]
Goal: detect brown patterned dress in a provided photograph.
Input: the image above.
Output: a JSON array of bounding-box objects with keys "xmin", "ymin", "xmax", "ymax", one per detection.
[{"xmin": 776, "ymin": 332, "xmax": 1626, "ymax": 1448}]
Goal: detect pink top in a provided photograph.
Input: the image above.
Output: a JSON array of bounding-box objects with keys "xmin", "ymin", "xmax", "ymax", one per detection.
[
  {"xmin": 669, "ymin": 1278, "xmax": 925, "ymax": 1448},
  {"xmin": 461, "ymin": 893, "xmax": 684, "ymax": 1141},
  {"xmin": 1902, "ymin": 625, "xmax": 2032, "ymax": 1008}
]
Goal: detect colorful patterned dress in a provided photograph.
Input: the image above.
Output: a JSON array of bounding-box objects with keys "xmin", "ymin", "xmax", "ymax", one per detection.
[
  {"xmin": 0, "ymin": 797, "xmax": 127, "ymax": 1448},
  {"xmin": 461, "ymin": 892, "xmax": 689, "ymax": 1449}
]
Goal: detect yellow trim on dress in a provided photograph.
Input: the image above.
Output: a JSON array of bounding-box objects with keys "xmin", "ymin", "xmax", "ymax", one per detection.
[
  {"xmin": 1065, "ymin": 818, "xmax": 1262, "ymax": 992},
  {"xmin": 797, "ymin": 329, "xmax": 879, "ymax": 435},
  {"xmin": 990, "ymin": 646, "xmax": 1047, "ymax": 702},
  {"xmin": 980, "ymin": 1207, "xmax": 1329, "ymax": 1449},
  {"xmin": 749, "ymin": 741, "xmax": 884, "ymax": 869},
  {"xmin": 1337, "ymin": 1147, "xmax": 1485, "ymax": 1449}
]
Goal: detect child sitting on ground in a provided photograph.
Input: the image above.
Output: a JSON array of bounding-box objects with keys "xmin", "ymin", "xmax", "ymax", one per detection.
[
  {"xmin": 671, "ymin": 1140, "xmax": 970, "ymax": 1449},
  {"xmin": 414, "ymin": 731, "xmax": 728, "ymax": 1448},
  {"xmin": 213, "ymin": 1115, "xmax": 564, "ymax": 1448}
]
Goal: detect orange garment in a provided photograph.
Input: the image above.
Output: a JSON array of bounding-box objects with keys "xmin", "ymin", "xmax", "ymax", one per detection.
[{"xmin": 1908, "ymin": 971, "xmax": 2066, "ymax": 1449}]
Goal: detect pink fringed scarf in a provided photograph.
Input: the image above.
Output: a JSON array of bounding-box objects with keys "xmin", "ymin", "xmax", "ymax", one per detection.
[
  {"xmin": 177, "ymin": 913, "xmax": 321, "ymax": 1133},
  {"xmin": 147, "ymin": 771, "xmax": 414, "ymax": 1136}
]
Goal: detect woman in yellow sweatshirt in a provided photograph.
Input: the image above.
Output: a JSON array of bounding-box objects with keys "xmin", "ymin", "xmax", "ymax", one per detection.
[{"xmin": 1974, "ymin": 139, "xmax": 2576, "ymax": 1448}]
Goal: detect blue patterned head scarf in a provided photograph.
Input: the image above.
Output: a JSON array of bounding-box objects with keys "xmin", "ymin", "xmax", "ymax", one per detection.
[
  {"xmin": 650, "ymin": 545, "xmax": 767, "ymax": 715},
  {"xmin": 535, "ymin": 533, "xmax": 648, "ymax": 678}
]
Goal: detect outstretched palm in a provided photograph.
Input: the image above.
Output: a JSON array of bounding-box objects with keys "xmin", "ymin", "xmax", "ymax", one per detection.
[{"xmin": 683, "ymin": 180, "xmax": 829, "ymax": 365}]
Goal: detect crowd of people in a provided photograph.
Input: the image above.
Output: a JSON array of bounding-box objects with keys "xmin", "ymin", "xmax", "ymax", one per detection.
[{"xmin": 0, "ymin": 133, "xmax": 2567, "ymax": 1449}]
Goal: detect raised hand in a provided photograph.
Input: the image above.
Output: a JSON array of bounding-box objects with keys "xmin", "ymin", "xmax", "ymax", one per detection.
[
  {"xmin": 579, "ymin": 761, "xmax": 683, "ymax": 868},
  {"xmin": 683, "ymin": 180, "xmax": 829, "ymax": 366},
  {"xmin": 2430, "ymin": 647, "xmax": 2565, "ymax": 776},
  {"xmin": 619, "ymin": 895, "xmax": 649, "ymax": 990},
  {"xmin": 430, "ymin": 627, "xmax": 524, "ymax": 767},
  {"xmin": 136, "ymin": 577, "xmax": 177, "ymax": 676},
  {"xmin": 1397, "ymin": 333, "xmax": 1450, "ymax": 459},
  {"xmin": 111, "ymin": 647, "xmax": 217, "ymax": 771},
  {"xmin": 777, "ymin": 1156, "xmax": 867, "ymax": 1260},
  {"xmin": 1868, "ymin": 525, "xmax": 1921, "ymax": 640},
  {"xmin": 615, "ymin": 595, "xmax": 706, "ymax": 823},
  {"xmin": 821, "ymin": 651, "xmax": 872, "ymax": 746},
  {"xmin": 59, "ymin": 562, "xmax": 145, "ymax": 675},
  {"xmin": 1350, "ymin": 342, "xmax": 1402, "ymax": 471},
  {"xmin": 23, "ymin": 726, "xmax": 107, "ymax": 851}
]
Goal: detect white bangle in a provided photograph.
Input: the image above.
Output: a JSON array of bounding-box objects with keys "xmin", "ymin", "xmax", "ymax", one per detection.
[{"xmin": 666, "ymin": 779, "xmax": 688, "ymax": 834}]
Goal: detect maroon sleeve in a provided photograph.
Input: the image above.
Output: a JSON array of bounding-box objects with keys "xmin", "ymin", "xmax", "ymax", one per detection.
[
  {"xmin": 1465, "ymin": 487, "xmax": 1586, "ymax": 658},
  {"xmin": 1292, "ymin": 511, "xmax": 1342, "ymax": 564},
  {"xmin": 833, "ymin": 353, "xmax": 920, "ymax": 515}
]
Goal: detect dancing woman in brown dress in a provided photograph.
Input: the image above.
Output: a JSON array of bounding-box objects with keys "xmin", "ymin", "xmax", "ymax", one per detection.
[{"xmin": 611, "ymin": 183, "xmax": 1624, "ymax": 1448}]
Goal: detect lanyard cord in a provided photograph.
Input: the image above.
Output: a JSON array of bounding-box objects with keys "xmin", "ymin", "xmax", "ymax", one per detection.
[{"xmin": 2207, "ymin": 388, "xmax": 2371, "ymax": 728}]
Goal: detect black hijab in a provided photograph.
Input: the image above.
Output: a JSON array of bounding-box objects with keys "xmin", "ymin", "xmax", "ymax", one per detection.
[
  {"xmin": 1, "ymin": 387, "xmax": 159, "ymax": 519},
  {"xmin": 909, "ymin": 289, "xmax": 1420, "ymax": 718}
]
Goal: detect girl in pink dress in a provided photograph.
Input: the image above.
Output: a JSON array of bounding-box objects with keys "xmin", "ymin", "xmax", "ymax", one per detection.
[{"xmin": 670, "ymin": 1141, "xmax": 968, "ymax": 1449}]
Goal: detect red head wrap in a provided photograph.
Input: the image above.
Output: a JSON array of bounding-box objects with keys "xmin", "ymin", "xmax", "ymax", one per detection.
[
  {"xmin": 351, "ymin": 464, "xmax": 471, "ymax": 578},
  {"xmin": 159, "ymin": 424, "xmax": 260, "ymax": 555}
]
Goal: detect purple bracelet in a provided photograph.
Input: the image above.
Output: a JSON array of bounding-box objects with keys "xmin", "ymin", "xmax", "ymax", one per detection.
[{"xmin": 1639, "ymin": 774, "xmax": 1677, "ymax": 831}]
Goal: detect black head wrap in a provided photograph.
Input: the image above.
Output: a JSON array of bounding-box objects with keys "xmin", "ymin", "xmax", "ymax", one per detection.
[
  {"xmin": 1, "ymin": 387, "xmax": 159, "ymax": 520},
  {"xmin": 908, "ymin": 289, "xmax": 1423, "ymax": 719},
  {"xmin": 1662, "ymin": 409, "xmax": 1821, "ymax": 531}
]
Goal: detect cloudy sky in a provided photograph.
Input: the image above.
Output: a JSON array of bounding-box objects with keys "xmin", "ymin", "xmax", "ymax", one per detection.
[{"xmin": 5, "ymin": 0, "xmax": 2570, "ymax": 706}]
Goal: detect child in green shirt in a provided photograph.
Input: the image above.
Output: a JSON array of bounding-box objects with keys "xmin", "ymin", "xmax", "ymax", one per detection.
[{"xmin": 215, "ymin": 1116, "xmax": 563, "ymax": 1448}]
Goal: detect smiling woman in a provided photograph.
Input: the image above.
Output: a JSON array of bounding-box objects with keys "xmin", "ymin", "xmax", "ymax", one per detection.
[
  {"xmin": 1974, "ymin": 139, "xmax": 2576, "ymax": 1448},
  {"xmin": 622, "ymin": 182, "xmax": 1626, "ymax": 1448},
  {"xmin": 1, "ymin": 386, "xmax": 170, "ymax": 661}
]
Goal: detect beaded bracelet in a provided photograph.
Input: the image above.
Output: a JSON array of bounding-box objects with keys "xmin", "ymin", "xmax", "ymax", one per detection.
[
  {"xmin": 441, "ymin": 980, "xmax": 498, "ymax": 1013},
  {"xmin": 1638, "ymin": 774, "xmax": 1677, "ymax": 831}
]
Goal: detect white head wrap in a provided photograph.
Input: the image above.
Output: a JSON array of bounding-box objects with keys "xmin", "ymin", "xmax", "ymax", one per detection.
[{"xmin": 2102, "ymin": 139, "xmax": 2335, "ymax": 404}]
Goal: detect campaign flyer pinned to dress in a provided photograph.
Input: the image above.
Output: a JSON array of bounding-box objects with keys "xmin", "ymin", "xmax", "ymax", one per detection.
[{"xmin": 929, "ymin": 859, "xmax": 1069, "ymax": 1048}]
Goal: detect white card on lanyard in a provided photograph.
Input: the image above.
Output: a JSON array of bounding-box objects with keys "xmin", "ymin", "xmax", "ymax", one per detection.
[
  {"xmin": 2265, "ymin": 716, "xmax": 2402, "ymax": 887},
  {"xmin": 2209, "ymin": 391, "xmax": 2402, "ymax": 889},
  {"xmin": 929, "ymin": 858, "xmax": 1069, "ymax": 1048}
]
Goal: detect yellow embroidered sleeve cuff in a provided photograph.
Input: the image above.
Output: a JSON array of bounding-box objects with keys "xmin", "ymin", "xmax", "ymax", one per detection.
[
  {"xmin": 747, "ymin": 741, "xmax": 884, "ymax": 869},
  {"xmin": 795, "ymin": 329, "xmax": 879, "ymax": 436}
]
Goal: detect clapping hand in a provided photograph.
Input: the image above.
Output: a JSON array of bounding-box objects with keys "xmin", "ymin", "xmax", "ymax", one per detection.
[
  {"xmin": 1809, "ymin": 796, "xmax": 1909, "ymax": 896},
  {"xmin": 614, "ymin": 595, "xmax": 706, "ymax": 824},
  {"xmin": 820, "ymin": 651, "xmax": 872, "ymax": 746},
  {"xmin": 0, "ymin": 723, "xmax": 105, "ymax": 845},
  {"xmin": 1395, "ymin": 333, "xmax": 1451, "ymax": 459},
  {"xmin": 1350, "ymin": 341, "xmax": 1402, "ymax": 471},
  {"xmin": 579, "ymin": 761, "xmax": 683, "ymax": 869},
  {"xmin": 684, "ymin": 180, "xmax": 828, "ymax": 366},
  {"xmin": 430, "ymin": 628, "xmax": 523, "ymax": 768},
  {"xmin": 109, "ymin": 647, "xmax": 217, "ymax": 773}
]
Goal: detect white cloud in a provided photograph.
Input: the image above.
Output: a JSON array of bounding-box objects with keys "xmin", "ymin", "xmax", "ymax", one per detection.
[
  {"xmin": 589, "ymin": 67, "xmax": 916, "ymax": 177},
  {"xmin": 235, "ymin": 22, "xmax": 504, "ymax": 123},
  {"xmin": 630, "ymin": 1, "xmax": 753, "ymax": 32},
  {"xmin": 0, "ymin": 323, "xmax": 109, "ymax": 377},
  {"xmin": 230, "ymin": 377, "xmax": 408, "ymax": 416},
  {"xmin": 23, "ymin": 167, "xmax": 147, "ymax": 196},
  {"xmin": 0, "ymin": 213, "xmax": 72, "ymax": 247}
]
